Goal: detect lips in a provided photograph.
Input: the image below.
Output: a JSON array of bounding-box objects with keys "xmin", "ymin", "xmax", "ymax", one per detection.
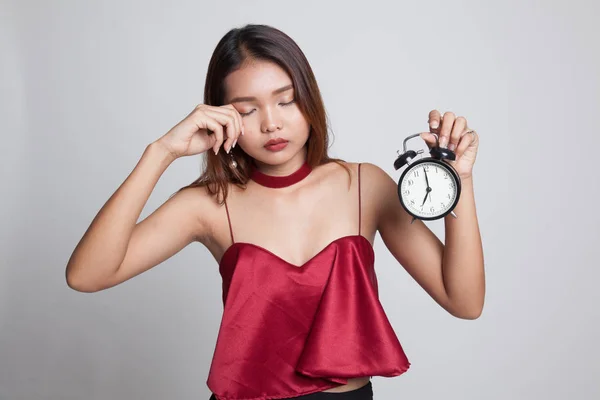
[
  {"xmin": 264, "ymin": 138, "xmax": 288, "ymax": 147},
  {"xmin": 264, "ymin": 138, "xmax": 289, "ymax": 152}
]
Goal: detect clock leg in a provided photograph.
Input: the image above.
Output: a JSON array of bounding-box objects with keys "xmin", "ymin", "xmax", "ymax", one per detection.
[{"xmin": 450, "ymin": 211, "xmax": 458, "ymax": 218}]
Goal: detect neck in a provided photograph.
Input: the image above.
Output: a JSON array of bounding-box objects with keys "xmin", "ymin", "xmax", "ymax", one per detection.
[
  {"xmin": 250, "ymin": 153, "xmax": 311, "ymax": 189},
  {"xmin": 252, "ymin": 148, "xmax": 307, "ymax": 177}
]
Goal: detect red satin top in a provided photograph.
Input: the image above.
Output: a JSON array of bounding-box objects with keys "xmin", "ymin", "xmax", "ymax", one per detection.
[{"xmin": 207, "ymin": 164, "xmax": 410, "ymax": 400}]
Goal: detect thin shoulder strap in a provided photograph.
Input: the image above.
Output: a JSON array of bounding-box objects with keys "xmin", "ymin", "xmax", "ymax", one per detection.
[
  {"xmin": 224, "ymin": 199, "xmax": 235, "ymax": 244},
  {"xmin": 358, "ymin": 163, "xmax": 362, "ymax": 236}
]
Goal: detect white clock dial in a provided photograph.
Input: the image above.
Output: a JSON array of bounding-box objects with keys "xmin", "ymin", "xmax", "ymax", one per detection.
[{"xmin": 399, "ymin": 161, "xmax": 458, "ymax": 219}]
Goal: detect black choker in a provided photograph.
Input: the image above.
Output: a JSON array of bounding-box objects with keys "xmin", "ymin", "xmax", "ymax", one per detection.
[{"xmin": 250, "ymin": 162, "xmax": 312, "ymax": 188}]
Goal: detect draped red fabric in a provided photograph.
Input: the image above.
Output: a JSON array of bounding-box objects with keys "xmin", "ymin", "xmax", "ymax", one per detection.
[{"xmin": 207, "ymin": 235, "xmax": 410, "ymax": 400}]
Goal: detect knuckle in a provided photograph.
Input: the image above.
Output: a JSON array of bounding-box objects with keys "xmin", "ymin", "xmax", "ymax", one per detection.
[
  {"xmin": 225, "ymin": 105, "xmax": 238, "ymax": 117},
  {"xmin": 443, "ymin": 111, "xmax": 456, "ymax": 119},
  {"xmin": 227, "ymin": 109, "xmax": 241, "ymax": 123}
]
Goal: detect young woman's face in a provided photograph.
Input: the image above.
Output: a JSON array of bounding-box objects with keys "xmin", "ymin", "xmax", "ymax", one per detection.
[{"xmin": 224, "ymin": 60, "xmax": 310, "ymax": 166}]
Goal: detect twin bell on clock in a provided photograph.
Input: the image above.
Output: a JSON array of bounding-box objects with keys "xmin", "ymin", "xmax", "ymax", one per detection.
[{"xmin": 393, "ymin": 133, "xmax": 462, "ymax": 224}]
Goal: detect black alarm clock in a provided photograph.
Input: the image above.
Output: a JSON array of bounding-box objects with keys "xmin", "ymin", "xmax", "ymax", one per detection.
[{"xmin": 393, "ymin": 133, "xmax": 461, "ymax": 223}]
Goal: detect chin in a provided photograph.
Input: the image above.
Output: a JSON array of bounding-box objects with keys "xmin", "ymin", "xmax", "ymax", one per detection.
[{"xmin": 250, "ymin": 147, "xmax": 301, "ymax": 166}]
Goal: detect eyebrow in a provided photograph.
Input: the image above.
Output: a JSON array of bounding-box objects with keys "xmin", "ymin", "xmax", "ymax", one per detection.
[{"xmin": 229, "ymin": 84, "xmax": 294, "ymax": 104}]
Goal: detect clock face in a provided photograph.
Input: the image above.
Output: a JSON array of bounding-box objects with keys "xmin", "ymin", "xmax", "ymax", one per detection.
[{"xmin": 399, "ymin": 160, "xmax": 459, "ymax": 219}]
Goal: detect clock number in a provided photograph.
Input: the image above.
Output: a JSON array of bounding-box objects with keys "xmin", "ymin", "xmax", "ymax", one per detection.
[
  {"xmin": 407, "ymin": 179, "xmax": 414, "ymax": 186},
  {"xmin": 413, "ymin": 170, "xmax": 420, "ymax": 177},
  {"xmin": 423, "ymin": 165, "xmax": 430, "ymax": 172},
  {"xmin": 403, "ymin": 189, "xmax": 410, "ymax": 196}
]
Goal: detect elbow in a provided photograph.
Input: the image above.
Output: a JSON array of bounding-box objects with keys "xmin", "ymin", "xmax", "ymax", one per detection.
[
  {"xmin": 65, "ymin": 268, "xmax": 103, "ymax": 293},
  {"xmin": 66, "ymin": 276, "xmax": 98, "ymax": 293},
  {"xmin": 450, "ymin": 304, "xmax": 484, "ymax": 320},
  {"xmin": 456, "ymin": 308, "xmax": 483, "ymax": 320}
]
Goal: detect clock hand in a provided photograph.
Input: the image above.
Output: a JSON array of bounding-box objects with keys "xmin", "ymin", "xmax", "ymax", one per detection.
[
  {"xmin": 423, "ymin": 168, "xmax": 432, "ymax": 204},
  {"xmin": 421, "ymin": 190, "xmax": 428, "ymax": 206}
]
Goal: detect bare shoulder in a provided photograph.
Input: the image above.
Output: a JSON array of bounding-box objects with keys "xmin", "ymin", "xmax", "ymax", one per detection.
[
  {"xmin": 353, "ymin": 161, "xmax": 400, "ymax": 220},
  {"xmin": 167, "ymin": 184, "xmax": 223, "ymax": 242},
  {"xmin": 315, "ymin": 160, "xmax": 359, "ymax": 185},
  {"xmin": 315, "ymin": 160, "xmax": 395, "ymax": 194},
  {"xmin": 358, "ymin": 162, "xmax": 394, "ymax": 185}
]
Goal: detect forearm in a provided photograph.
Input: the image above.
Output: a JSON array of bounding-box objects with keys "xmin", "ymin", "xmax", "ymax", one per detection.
[
  {"xmin": 66, "ymin": 141, "xmax": 175, "ymax": 288},
  {"xmin": 442, "ymin": 177, "xmax": 485, "ymax": 318}
]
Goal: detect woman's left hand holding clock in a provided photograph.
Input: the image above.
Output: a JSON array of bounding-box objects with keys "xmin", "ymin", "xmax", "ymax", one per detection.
[{"xmin": 420, "ymin": 110, "xmax": 479, "ymax": 180}]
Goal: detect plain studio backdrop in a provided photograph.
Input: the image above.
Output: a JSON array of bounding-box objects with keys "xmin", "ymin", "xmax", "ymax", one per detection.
[{"xmin": 1, "ymin": 0, "xmax": 598, "ymax": 399}]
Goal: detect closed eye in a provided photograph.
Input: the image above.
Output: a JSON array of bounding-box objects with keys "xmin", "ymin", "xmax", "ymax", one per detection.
[{"xmin": 239, "ymin": 99, "xmax": 296, "ymax": 117}]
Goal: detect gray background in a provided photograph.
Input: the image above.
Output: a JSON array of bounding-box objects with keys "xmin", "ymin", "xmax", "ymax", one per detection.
[{"xmin": 1, "ymin": 0, "xmax": 599, "ymax": 399}]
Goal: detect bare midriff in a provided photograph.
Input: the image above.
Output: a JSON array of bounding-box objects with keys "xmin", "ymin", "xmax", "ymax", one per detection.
[{"xmin": 321, "ymin": 377, "xmax": 371, "ymax": 393}]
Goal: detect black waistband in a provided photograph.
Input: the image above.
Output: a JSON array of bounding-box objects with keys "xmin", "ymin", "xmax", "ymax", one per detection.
[{"xmin": 209, "ymin": 380, "xmax": 373, "ymax": 400}]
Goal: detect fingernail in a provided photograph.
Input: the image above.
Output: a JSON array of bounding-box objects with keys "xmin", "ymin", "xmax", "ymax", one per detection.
[
  {"xmin": 226, "ymin": 146, "xmax": 230, "ymax": 154},
  {"xmin": 242, "ymin": 127, "xmax": 245, "ymax": 135},
  {"xmin": 448, "ymin": 143, "xmax": 456, "ymax": 151},
  {"xmin": 214, "ymin": 149, "xmax": 218, "ymax": 155},
  {"xmin": 233, "ymin": 139, "xmax": 237, "ymax": 148},
  {"xmin": 431, "ymin": 121, "xmax": 439, "ymax": 129}
]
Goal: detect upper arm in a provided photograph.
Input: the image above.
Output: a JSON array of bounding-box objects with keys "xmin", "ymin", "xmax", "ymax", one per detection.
[
  {"xmin": 100, "ymin": 186, "xmax": 210, "ymax": 291},
  {"xmin": 361, "ymin": 162, "xmax": 452, "ymax": 312}
]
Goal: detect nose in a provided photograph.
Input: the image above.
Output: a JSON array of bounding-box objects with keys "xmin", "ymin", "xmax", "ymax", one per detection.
[{"xmin": 261, "ymin": 107, "xmax": 282, "ymax": 133}]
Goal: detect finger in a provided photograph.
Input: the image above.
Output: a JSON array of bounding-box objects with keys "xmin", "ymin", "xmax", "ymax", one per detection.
[
  {"xmin": 229, "ymin": 107, "xmax": 243, "ymax": 148},
  {"xmin": 218, "ymin": 105, "xmax": 243, "ymax": 150},
  {"xmin": 213, "ymin": 106, "xmax": 240, "ymax": 144},
  {"xmin": 218, "ymin": 105, "xmax": 241, "ymax": 143},
  {"xmin": 222, "ymin": 104, "xmax": 245, "ymax": 137},
  {"xmin": 225, "ymin": 105, "xmax": 244, "ymax": 148},
  {"xmin": 205, "ymin": 108, "xmax": 239, "ymax": 151},
  {"xmin": 455, "ymin": 129, "xmax": 477, "ymax": 158},
  {"xmin": 428, "ymin": 109, "xmax": 441, "ymax": 130},
  {"xmin": 448, "ymin": 116, "xmax": 467, "ymax": 151},
  {"xmin": 196, "ymin": 116, "xmax": 224, "ymax": 155},
  {"xmin": 419, "ymin": 132, "xmax": 437, "ymax": 148},
  {"xmin": 202, "ymin": 109, "xmax": 237, "ymax": 153},
  {"xmin": 438, "ymin": 111, "xmax": 455, "ymax": 148}
]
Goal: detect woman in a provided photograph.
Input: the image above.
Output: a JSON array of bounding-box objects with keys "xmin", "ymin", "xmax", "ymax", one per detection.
[{"xmin": 65, "ymin": 24, "xmax": 485, "ymax": 400}]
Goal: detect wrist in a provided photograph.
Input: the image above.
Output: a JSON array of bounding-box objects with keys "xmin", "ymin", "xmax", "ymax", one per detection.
[
  {"xmin": 148, "ymin": 140, "xmax": 177, "ymax": 167},
  {"xmin": 460, "ymin": 175, "xmax": 473, "ymax": 184}
]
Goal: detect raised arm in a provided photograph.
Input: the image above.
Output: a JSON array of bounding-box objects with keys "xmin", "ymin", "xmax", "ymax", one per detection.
[
  {"xmin": 65, "ymin": 103, "xmax": 244, "ymax": 292},
  {"xmin": 66, "ymin": 143, "xmax": 191, "ymax": 292},
  {"xmin": 362, "ymin": 162, "xmax": 485, "ymax": 319}
]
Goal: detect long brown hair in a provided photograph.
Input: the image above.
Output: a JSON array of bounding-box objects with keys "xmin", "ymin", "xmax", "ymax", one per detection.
[{"xmin": 176, "ymin": 24, "xmax": 350, "ymax": 204}]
